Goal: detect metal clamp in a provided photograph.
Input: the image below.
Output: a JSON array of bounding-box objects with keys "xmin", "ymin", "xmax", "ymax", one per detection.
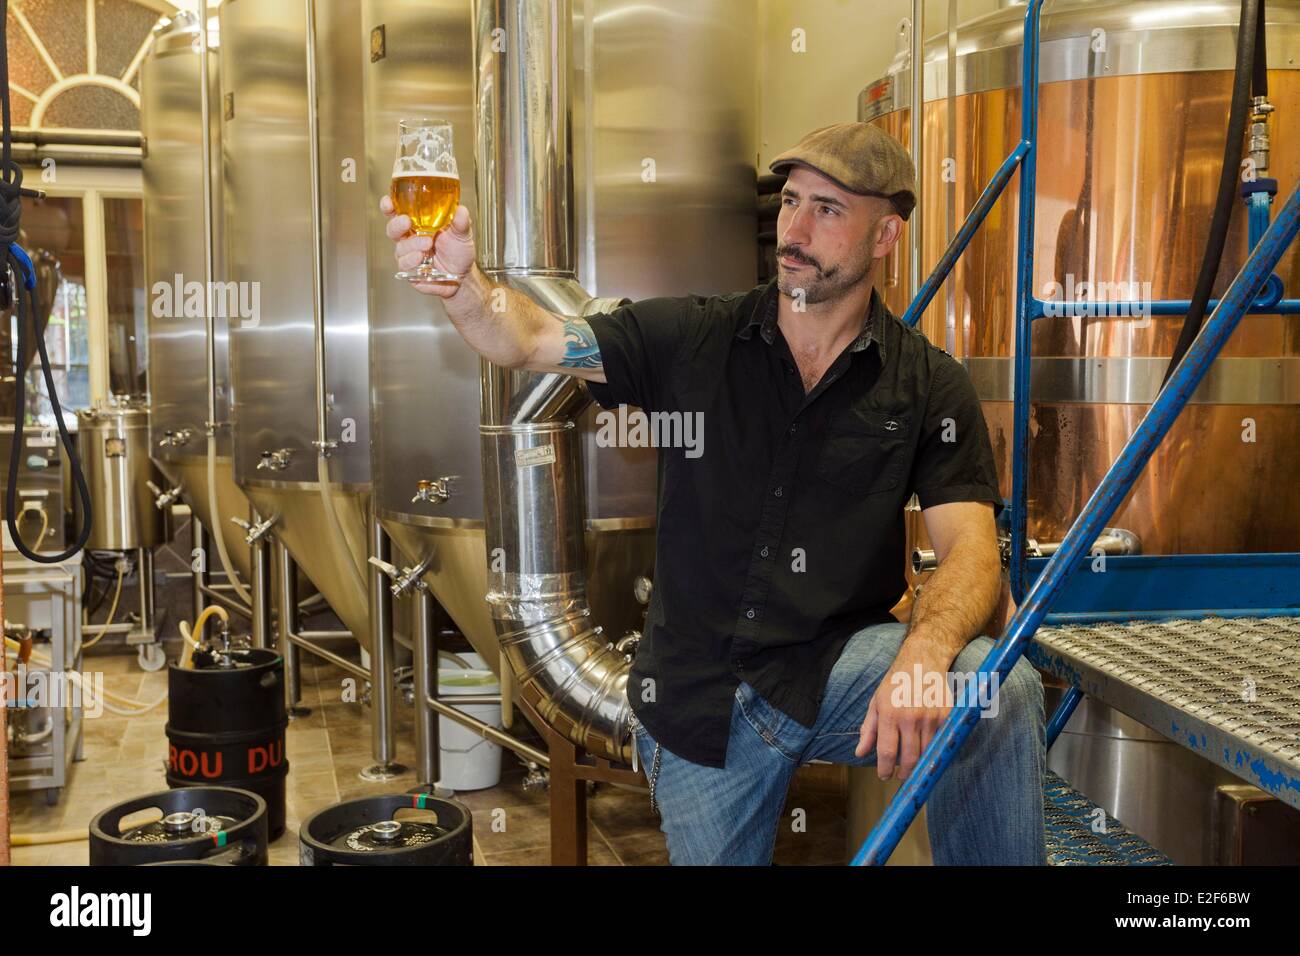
[
  {"xmin": 257, "ymin": 447, "xmax": 293, "ymax": 471},
  {"xmin": 158, "ymin": 427, "xmax": 196, "ymax": 448},
  {"xmin": 231, "ymin": 514, "xmax": 277, "ymax": 545},
  {"xmin": 368, "ymin": 555, "xmax": 430, "ymax": 598},
  {"xmin": 411, "ymin": 477, "xmax": 453, "ymax": 504},
  {"xmin": 1250, "ymin": 95, "xmax": 1274, "ymax": 175},
  {"xmin": 145, "ymin": 480, "xmax": 183, "ymax": 510}
]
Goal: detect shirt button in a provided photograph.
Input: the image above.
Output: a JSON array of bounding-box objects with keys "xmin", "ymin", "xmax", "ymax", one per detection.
[
  {"xmin": 746, "ymin": 608, "xmax": 756, "ymax": 620},
  {"xmin": 789, "ymin": 424, "xmax": 797, "ymax": 435},
  {"xmin": 774, "ymin": 486, "xmax": 783, "ymax": 497},
  {"xmin": 760, "ymin": 546, "xmax": 770, "ymax": 558}
]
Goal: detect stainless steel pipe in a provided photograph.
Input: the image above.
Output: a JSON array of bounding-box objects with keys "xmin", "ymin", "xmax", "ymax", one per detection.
[
  {"xmin": 274, "ymin": 539, "xmax": 304, "ymax": 713},
  {"xmin": 411, "ymin": 586, "xmax": 441, "ymax": 789},
  {"xmin": 911, "ymin": 528, "xmax": 1142, "ymax": 574},
  {"xmin": 192, "ymin": 519, "xmax": 209, "ymax": 639},
  {"xmin": 473, "ymin": 0, "xmax": 636, "ymax": 765},
  {"xmin": 250, "ymin": 516, "xmax": 273, "ymax": 649},
  {"xmin": 366, "ymin": 513, "xmax": 399, "ymax": 772}
]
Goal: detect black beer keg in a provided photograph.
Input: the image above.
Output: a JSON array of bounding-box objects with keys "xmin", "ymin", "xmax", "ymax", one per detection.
[
  {"xmin": 89, "ymin": 786, "xmax": 268, "ymax": 866},
  {"xmin": 300, "ymin": 793, "xmax": 473, "ymax": 866},
  {"xmin": 166, "ymin": 646, "xmax": 289, "ymax": 839}
]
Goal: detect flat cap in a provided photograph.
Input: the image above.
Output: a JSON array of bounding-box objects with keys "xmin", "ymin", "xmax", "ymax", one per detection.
[{"xmin": 769, "ymin": 122, "xmax": 916, "ymax": 220}]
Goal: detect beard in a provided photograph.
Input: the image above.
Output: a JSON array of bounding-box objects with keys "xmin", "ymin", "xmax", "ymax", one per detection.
[{"xmin": 775, "ymin": 242, "xmax": 875, "ymax": 305}]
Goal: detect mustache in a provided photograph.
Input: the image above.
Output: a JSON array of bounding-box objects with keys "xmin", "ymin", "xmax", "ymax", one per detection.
[{"xmin": 775, "ymin": 245, "xmax": 824, "ymax": 273}]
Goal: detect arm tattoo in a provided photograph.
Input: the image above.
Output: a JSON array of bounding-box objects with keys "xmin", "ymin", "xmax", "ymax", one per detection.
[{"xmin": 559, "ymin": 316, "xmax": 603, "ymax": 369}]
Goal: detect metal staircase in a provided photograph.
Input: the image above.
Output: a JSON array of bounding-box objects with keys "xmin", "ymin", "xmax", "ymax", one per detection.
[
  {"xmin": 1032, "ymin": 617, "xmax": 1300, "ymax": 810},
  {"xmin": 1043, "ymin": 771, "xmax": 1171, "ymax": 866},
  {"xmin": 854, "ymin": 0, "xmax": 1300, "ymax": 865}
]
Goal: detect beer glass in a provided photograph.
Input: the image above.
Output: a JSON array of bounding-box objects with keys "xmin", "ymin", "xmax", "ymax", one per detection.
[{"xmin": 391, "ymin": 118, "xmax": 462, "ymax": 283}]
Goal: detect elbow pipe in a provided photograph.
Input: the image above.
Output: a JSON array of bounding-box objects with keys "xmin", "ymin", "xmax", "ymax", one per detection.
[
  {"xmin": 480, "ymin": 276, "xmax": 634, "ymax": 764},
  {"xmin": 473, "ymin": 0, "xmax": 636, "ymax": 764}
]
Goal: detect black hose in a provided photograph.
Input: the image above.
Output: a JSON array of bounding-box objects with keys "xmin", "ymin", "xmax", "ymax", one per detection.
[
  {"xmin": 0, "ymin": 0, "xmax": 93, "ymax": 561},
  {"xmin": 1162, "ymin": 0, "xmax": 1266, "ymax": 384}
]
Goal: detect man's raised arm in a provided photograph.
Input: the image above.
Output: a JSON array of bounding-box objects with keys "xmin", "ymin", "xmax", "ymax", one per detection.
[{"xmin": 381, "ymin": 195, "xmax": 607, "ymax": 383}]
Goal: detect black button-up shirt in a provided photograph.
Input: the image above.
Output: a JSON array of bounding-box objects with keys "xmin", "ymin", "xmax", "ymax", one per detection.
[{"xmin": 585, "ymin": 278, "xmax": 1001, "ymax": 768}]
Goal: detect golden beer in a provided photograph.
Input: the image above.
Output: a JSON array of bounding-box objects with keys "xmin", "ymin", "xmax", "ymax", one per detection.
[
  {"xmin": 391, "ymin": 118, "xmax": 461, "ymax": 282},
  {"xmin": 390, "ymin": 173, "xmax": 460, "ymax": 235}
]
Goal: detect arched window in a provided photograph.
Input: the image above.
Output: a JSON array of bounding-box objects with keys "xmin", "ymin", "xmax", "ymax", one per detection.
[
  {"xmin": 5, "ymin": 0, "xmax": 173, "ymax": 131},
  {"xmin": 4, "ymin": 0, "xmax": 176, "ymax": 419}
]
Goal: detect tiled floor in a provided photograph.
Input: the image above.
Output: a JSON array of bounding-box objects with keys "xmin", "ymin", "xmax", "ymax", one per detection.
[{"xmin": 8, "ymin": 644, "xmax": 853, "ymax": 866}]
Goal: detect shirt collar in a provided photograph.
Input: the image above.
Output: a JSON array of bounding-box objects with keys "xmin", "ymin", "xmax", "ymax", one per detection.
[{"xmin": 736, "ymin": 278, "xmax": 887, "ymax": 362}]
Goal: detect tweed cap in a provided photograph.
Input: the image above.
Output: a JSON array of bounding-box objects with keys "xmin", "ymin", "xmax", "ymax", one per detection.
[{"xmin": 769, "ymin": 122, "xmax": 917, "ymax": 220}]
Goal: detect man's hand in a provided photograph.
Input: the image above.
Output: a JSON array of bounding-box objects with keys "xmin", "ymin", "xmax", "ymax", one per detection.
[
  {"xmin": 380, "ymin": 194, "xmax": 477, "ymax": 298},
  {"xmin": 856, "ymin": 500, "xmax": 1000, "ymax": 780},
  {"xmin": 856, "ymin": 641, "xmax": 958, "ymax": 780}
]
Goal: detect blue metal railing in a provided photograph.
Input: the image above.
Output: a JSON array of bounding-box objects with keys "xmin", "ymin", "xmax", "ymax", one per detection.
[{"xmin": 860, "ymin": 0, "xmax": 1300, "ymax": 864}]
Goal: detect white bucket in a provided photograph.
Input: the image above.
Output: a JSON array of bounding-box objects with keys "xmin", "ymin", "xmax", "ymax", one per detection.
[{"xmin": 437, "ymin": 652, "xmax": 503, "ymax": 791}]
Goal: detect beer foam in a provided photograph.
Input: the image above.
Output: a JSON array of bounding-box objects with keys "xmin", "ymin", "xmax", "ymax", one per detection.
[
  {"xmin": 393, "ymin": 125, "xmax": 457, "ymax": 177},
  {"xmin": 391, "ymin": 166, "xmax": 460, "ymax": 180}
]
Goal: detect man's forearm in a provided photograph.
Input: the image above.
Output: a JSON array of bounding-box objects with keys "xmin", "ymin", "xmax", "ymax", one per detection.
[
  {"xmin": 442, "ymin": 263, "xmax": 555, "ymax": 369},
  {"xmin": 901, "ymin": 534, "xmax": 1000, "ymax": 661}
]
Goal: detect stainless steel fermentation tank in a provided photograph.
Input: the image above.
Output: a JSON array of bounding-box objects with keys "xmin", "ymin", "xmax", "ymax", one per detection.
[
  {"xmin": 362, "ymin": 0, "xmax": 756, "ymax": 760},
  {"xmin": 861, "ymin": 0, "xmax": 1300, "ymax": 864},
  {"xmin": 219, "ymin": 0, "xmax": 375, "ymax": 649},
  {"xmin": 142, "ymin": 11, "xmax": 256, "ymax": 586}
]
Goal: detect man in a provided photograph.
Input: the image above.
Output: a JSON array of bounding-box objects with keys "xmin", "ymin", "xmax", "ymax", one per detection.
[{"xmin": 382, "ymin": 122, "xmax": 1046, "ymax": 866}]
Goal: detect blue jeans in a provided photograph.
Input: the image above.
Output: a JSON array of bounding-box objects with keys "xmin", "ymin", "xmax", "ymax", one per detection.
[{"xmin": 631, "ymin": 621, "xmax": 1047, "ymax": 865}]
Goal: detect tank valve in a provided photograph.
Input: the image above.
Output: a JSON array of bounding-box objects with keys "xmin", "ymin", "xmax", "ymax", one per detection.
[
  {"xmin": 231, "ymin": 514, "xmax": 277, "ymax": 545},
  {"xmin": 368, "ymin": 555, "xmax": 430, "ymax": 598},
  {"xmin": 146, "ymin": 480, "xmax": 183, "ymax": 510},
  {"xmin": 411, "ymin": 478, "xmax": 452, "ymax": 504},
  {"xmin": 256, "ymin": 448, "xmax": 293, "ymax": 471},
  {"xmin": 158, "ymin": 427, "xmax": 195, "ymax": 448}
]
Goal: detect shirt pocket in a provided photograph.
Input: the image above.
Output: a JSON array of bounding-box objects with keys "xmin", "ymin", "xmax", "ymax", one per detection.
[{"xmin": 815, "ymin": 408, "xmax": 910, "ymax": 496}]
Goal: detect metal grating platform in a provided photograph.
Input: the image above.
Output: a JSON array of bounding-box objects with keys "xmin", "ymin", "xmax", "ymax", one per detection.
[
  {"xmin": 1029, "ymin": 616, "xmax": 1300, "ymax": 809},
  {"xmin": 1043, "ymin": 770, "xmax": 1171, "ymax": 865}
]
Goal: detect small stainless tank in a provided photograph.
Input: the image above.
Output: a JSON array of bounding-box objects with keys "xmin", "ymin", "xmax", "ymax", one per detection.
[{"xmin": 75, "ymin": 403, "xmax": 165, "ymax": 550}]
